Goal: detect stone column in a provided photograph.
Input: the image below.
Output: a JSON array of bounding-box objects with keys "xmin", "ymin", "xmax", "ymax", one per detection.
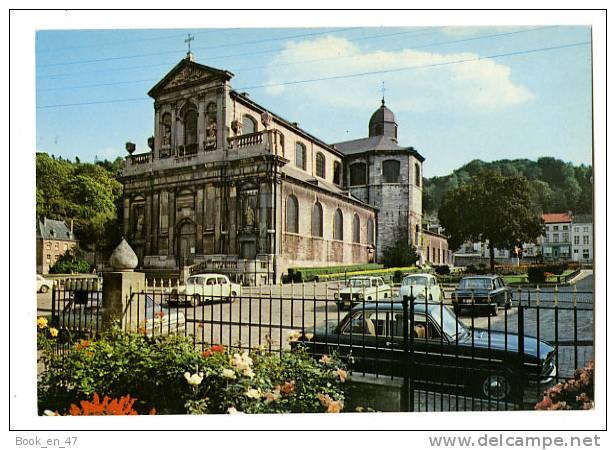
[
  {"xmin": 153, "ymin": 103, "xmax": 161, "ymax": 159},
  {"xmin": 168, "ymin": 190, "xmax": 176, "ymax": 258},
  {"xmin": 102, "ymin": 239, "xmax": 145, "ymax": 331}
]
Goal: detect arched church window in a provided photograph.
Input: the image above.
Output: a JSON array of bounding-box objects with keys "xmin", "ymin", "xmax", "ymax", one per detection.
[
  {"xmin": 367, "ymin": 218, "xmax": 375, "ymax": 245},
  {"xmin": 334, "ymin": 208, "xmax": 344, "ymax": 241},
  {"xmin": 243, "ymin": 115, "xmax": 257, "ymax": 134},
  {"xmin": 382, "ymin": 160, "xmax": 400, "ymax": 183},
  {"xmin": 352, "ymin": 214, "xmax": 361, "ymax": 243},
  {"xmin": 295, "ymin": 142, "xmax": 306, "ymax": 170},
  {"xmin": 286, "ymin": 195, "xmax": 299, "ymax": 233},
  {"xmin": 333, "ymin": 161, "xmax": 342, "ymax": 186},
  {"xmin": 350, "ymin": 162, "xmax": 367, "ymax": 186},
  {"xmin": 311, "ymin": 202, "xmax": 323, "ymax": 237},
  {"xmin": 315, "ymin": 152, "xmax": 326, "ymax": 178}
]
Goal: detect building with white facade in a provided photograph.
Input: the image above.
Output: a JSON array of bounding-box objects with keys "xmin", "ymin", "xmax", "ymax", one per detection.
[
  {"xmin": 572, "ymin": 214, "xmax": 593, "ymax": 262},
  {"xmin": 538, "ymin": 212, "xmax": 572, "ymax": 260}
]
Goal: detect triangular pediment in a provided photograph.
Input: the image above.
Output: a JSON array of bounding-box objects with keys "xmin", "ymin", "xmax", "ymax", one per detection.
[{"xmin": 148, "ymin": 58, "xmax": 233, "ymax": 97}]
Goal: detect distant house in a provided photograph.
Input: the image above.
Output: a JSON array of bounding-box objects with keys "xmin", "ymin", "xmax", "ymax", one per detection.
[
  {"xmin": 420, "ymin": 224, "xmax": 451, "ymax": 266},
  {"xmin": 36, "ymin": 217, "xmax": 78, "ymax": 274},
  {"xmin": 538, "ymin": 212, "xmax": 572, "ymax": 260},
  {"xmin": 571, "ymin": 214, "xmax": 593, "ymax": 262}
]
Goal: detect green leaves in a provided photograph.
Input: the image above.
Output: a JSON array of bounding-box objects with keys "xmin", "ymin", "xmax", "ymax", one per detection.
[
  {"xmin": 438, "ymin": 169, "xmax": 545, "ymax": 271},
  {"xmin": 36, "ymin": 152, "xmax": 123, "ymax": 251}
]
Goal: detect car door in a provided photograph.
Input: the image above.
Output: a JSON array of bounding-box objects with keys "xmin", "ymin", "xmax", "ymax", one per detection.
[
  {"xmin": 334, "ymin": 308, "xmax": 397, "ymax": 375},
  {"xmin": 217, "ymin": 276, "xmax": 230, "ymax": 297},
  {"xmin": 205, "ymin": 276, "xmax": 217, "ymax": 300}
]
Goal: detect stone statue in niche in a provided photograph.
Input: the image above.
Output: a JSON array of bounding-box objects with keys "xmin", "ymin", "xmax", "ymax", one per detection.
[
  {"xmin": 134, "ymin": 209, "xmax": 145, "ymax": 238},
  {"xmin": 207, "ymin": 119, "xmax": 217, "ymax": 139},
  {"xmin": 245, "ymin": 204, "xmax": 255, "ymax": 228},
  {"xmin": 240, "ymin": 189, "xmax": 258, "ymax": 230}
]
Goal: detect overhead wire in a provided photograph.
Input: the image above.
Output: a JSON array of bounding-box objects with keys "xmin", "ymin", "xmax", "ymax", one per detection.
[{"xmin": 36, "ymin": 40, "xmax": 591, "ymax": 109}]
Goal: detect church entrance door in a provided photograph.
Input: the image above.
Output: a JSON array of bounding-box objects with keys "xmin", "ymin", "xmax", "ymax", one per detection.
[{"xmin": 177, "ymin": 221, "xmax": 196, "ymax": 267}]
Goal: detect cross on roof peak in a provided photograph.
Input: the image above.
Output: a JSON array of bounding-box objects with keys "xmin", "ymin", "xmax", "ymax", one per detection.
[
  {"xmin": 381, "ymin": 81, "xmax": 387, "ymax": 106},
  {"xmin": 184, "ymin": 33, "xmax": 195, "ymax": 58}
]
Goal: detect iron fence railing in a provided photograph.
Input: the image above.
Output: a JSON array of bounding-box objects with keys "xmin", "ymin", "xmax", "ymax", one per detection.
[{"xmin": 48, "ymin": 279, "xmax": 593, "ymax": 412}]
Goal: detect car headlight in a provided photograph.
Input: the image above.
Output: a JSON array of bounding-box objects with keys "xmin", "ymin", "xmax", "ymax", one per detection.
[
  {"xmin": 334, "ymin": 293, "xmax": 339, "ymax": 300},
  {"xmin": 357, "ymin": 293, "xmax": 364, "ymax": 300}
]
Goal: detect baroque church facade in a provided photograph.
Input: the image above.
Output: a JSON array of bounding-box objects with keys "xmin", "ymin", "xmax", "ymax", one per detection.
[{"xmin": 121, "ymin": 54, "xmax": 424, "ymax": 284}]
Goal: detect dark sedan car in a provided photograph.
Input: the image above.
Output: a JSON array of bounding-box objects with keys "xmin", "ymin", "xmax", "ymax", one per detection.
[
  {"xmin": 297, "ymin": 302, "xmax": 555, "ymax": 401},
  {"xmin": 452, "ymin": 275, "xmax": 512, "ymax": 316}
]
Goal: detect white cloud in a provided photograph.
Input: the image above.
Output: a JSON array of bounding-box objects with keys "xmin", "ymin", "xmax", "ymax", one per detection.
[{"xmin": 263, "ymin": 36, "xmax": 533, "ymax": 113}]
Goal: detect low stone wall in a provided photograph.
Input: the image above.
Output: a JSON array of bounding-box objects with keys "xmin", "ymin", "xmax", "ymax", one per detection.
[{"xmin": 345, "ymin": 372, "xmax": 404, "ymax": 412}]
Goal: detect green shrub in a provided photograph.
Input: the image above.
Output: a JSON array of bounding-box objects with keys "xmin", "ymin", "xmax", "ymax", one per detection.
[
  {"xmin": 288, "ymin": 264, "xmax": 383, "ymax": 282},
  {"xmin": 49, "ymin": 248, "xmax": 91, "ymax": 274},
  {"xmin": 434, "ymin": 265, "xmax": 450, "ymax": 276},
  {"xmin": 527, "ymin": 266, "xmax": 547, "ymax": 284},
  {"xmin": 37, "ymin": 326, "xmax": 347, "ymax": 415},
  {"xmin": 381, "ymin": 238, "xmax": 419, "ymax": 268}
]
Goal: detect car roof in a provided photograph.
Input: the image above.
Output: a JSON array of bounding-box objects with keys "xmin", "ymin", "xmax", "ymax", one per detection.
[
  {"xmin": 189, "ymin": 273, "xmax": 224, "ymax": 278},
  {"xmin": 404, "ymin": 273, "xmax": 432, "ymax": 277},
  {"xmin": 460, "ymin": 275, "xmax": 499, "ymax": 280}
]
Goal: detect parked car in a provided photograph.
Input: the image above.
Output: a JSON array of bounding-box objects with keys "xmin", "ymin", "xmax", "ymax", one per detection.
[
  {"xmin": 49, "ymin": 294, "xmax": 185, "ymax": 338},
  {"xmin": 334, "ymin": 276, "xmax": 392, "ymax": 309},
  {"xmin": 452, "ymin": 275, "xmax": 512, "ymax": 316},
  {"xmin": 297, "ymin": 302, "xmax": 556, "ymax": 401},
  {"xmin": 37, "ymin": 274, "xmax": 51, "ymax": 293},
  {"xmin": 170, "ymin": 273, "xmax": 241, "ymax": 306},
  {"xmin": 399, "ymin": 273, "xmax": 444, "ymax": 303}
]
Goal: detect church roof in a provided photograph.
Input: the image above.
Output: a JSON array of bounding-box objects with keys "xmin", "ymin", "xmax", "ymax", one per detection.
[
  {"xmin": 37, "ymin": 218, "xmax": 77, "ymax": 241},
  {"xmin": 332, "ymin": 135, "xmax": 425, "ymax": 162},
  {"xmin": 369, "ymin": 102, "xmax": 396, "ymax": 127},
  {"xmin": 148, "ymin": 57, "xmax": 234, "ymax": 98}
]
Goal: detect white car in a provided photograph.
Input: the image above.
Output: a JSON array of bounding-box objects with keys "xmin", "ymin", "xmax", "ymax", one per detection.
[
  {"xmin": 37, "ymin": 274, "xmax": 51, "ymax": 293},
  {"xmin": 170, "ymin": 274, "xmax": 241, "ymax": 306},
  {"xmin": 334, "ymin": 276, "xmax": 392, "ymax": 309},
  {"xmin": 399, "ymin": 273, "xmax": 444, "ymax": 303}
]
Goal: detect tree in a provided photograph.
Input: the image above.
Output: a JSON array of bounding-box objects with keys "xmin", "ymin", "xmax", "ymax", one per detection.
[
  {"xmin": 438, "ymin": 170, "xmax": 544, "ymax": 272},
  {"xmin": 381, "ymin": 234, "xmax": 419, "ymax": 268}
]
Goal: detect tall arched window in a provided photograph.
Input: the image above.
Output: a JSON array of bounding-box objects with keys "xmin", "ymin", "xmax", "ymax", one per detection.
[
  {"xmin": 243, "ymin": 115, "xmax": 257, "ymax": 134},
  {"xmin": 333, "ymin": 208, "xmax": 344, "ymax": 241},
  {"xmin": 315, "ymin": 152, "xmax": 326, "ymax": 178},
  {"xmin": 415, "ymin": 163, "xmax": 421, "ymax": 187},
  {"xmin": 350, "ymin": 162, "xmax": 367, "ymax": 186},
  {"xmin": 333, "ymin": 161, "xmax": 342, "ymax": 186},
  {"xmin": 295, "ymin": 142, "xmax": 306, "ymax": 170},
  {"xmin": 352, "ymin": 214, "xmax": 360, "ymax": 243},
  {"xmin": 367, "ymin": 218, "xmax": 375, "ymax": 245},
  {"xmin": 184, "ymin": 107, "xmax": 198, "ymax": 147},
  {"xmin": 382, "ymin": 160, "xmax": 400, "ymax": 183},
  {"xmin": 286, "ymin": 195, "xmax": 299, "ymax": 233},
  {"xmin": 311, "ymin": 202, "xmax": 323, "ymax": 237}
]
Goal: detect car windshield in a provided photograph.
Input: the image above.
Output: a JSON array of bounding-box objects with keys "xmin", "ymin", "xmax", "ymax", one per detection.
[
  {"xmin": 348, "ymin": 278, "xmax": 371, "ymax": 288},
  {"xmin": 402, "ymin": 276, "xmax": 428, "ymax": 286},
  {"xmin": 459, "ymin": 278, "xmax": 492, "ymax": 290},
  {"xmin": 428, "ymin": 305, "xmax": 468, "ymax": 340}
]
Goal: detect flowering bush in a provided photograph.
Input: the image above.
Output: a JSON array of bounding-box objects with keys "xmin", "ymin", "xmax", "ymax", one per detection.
[
  {"xmin": 535, "ymin": 361, "xmax": 594, "ymax": 410},
  {"xmin": 38, "ymin": 324, "xmax": 347, "ymax": 415}
]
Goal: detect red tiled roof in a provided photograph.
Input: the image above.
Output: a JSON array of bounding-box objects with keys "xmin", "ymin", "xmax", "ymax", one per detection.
[{"xmin": 543, "ymin": 212, "xmax": 572, "ymax": 223}]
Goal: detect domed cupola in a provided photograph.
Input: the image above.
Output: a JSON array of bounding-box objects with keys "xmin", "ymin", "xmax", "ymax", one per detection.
[{"xmin": 369, "ymin": 99, "xmax": 398, "ymax": 140}]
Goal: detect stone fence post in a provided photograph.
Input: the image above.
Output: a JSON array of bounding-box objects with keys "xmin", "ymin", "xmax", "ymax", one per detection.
[{"xmin": 102, "ymin": 238, "xmax": 145, "ymax": 330}]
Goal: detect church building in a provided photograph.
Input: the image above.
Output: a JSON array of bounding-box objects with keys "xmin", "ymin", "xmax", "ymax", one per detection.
[{"xmin": 121, "ymin": 52, "xmax": 424, "ymax": 284}]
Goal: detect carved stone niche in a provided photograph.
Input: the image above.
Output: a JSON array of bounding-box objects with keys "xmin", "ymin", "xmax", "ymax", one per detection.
[{"xmin": 238, "ymin": 185, "xmax": 259, "ymax": 232}]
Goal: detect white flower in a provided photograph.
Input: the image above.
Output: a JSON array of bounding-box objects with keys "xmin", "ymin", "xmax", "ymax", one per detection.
[
  {"xmin": 319, "ymin": 354, "xmax": 331, "ymax": 365},
  {"xmin": 43, "ymin": 409, "xmax": 57, "ymax": 416},
  {"xmin": 184, "ymin": 371, "xmax": 204, "ymax": 386},
  {"xmin": 227, "ymin": 406, "xmax": 244, "ymax": 414},
  {"xmin": 230, "ymin": 351, "xmax": 253, "ymax": 371},
  {"xmin": 222, "ymin": 368, "xmax": 236, "ymax": 379},
  {"xmin": 304, "ymin": 333, "xmax": 314, "ymax": 341},
  {"xmin": 242, "ymin": 366, "xmax": 255, "ymax": 379},
  {"xmin": 245, "ymin": 388, "xmax": 262, "ymax": 399}
]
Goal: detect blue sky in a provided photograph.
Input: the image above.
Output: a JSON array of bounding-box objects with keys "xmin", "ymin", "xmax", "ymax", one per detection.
[{"xmin": 35, "ymin": 26, "xmax": 592, "ymax": 177}]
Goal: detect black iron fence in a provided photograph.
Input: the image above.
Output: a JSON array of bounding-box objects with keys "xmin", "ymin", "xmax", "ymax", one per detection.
[{"xmin": 48, "ymin": 279, "xmax": 594, "ymax": 412}]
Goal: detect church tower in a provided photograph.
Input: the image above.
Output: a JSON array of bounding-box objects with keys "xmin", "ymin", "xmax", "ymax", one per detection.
[{"xmin": 334, "ymin": 100, "xmax": 424, "ymax": 262}]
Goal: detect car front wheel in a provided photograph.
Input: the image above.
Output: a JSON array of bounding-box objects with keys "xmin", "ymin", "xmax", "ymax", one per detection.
[
  {"xmin": 40, "ymin": 285, "xmax": 49, "ymax": 294},
  {"xmin": 479, "ymin": 372, "xmax": 513, "ymax": 401}
]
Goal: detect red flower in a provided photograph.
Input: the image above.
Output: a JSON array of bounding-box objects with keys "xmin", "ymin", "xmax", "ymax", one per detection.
[
  {"xmin": 155, "ymin": 310, "xmax": 165, "ymax": 318},
  {"xmin": 68, "ymin": 393, "xmax": 143, "ymax": 416},
  {"xmin": 211, "ymin": 344, "xmax": 225, "ymax": 353},
  {"xmin": 202, "ymin": 349, "xmax": 213, "ymax": 358}
]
